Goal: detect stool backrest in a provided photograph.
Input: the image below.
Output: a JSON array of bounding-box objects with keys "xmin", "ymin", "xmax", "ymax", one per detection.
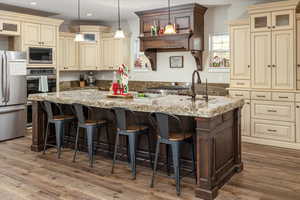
[
  {"xmin": 150, "ymin": 112, "xmax": 183, "ymax": 140},
  {"xmin": 72, "ymin": 103, "xmax": 87, "ymax": 124},
  {"xmin": 43, "ymin": 101, "xmax": 63, "ymax": 121},
  {"xmin": 112, "ymin": 107, "xmax": 137, "ymax": 130}
]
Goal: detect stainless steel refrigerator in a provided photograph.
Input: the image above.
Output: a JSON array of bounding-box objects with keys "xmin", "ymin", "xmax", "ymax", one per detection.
[{"xmin": 0, "ymin": 51, "xmax": 27, "ymax": 141}]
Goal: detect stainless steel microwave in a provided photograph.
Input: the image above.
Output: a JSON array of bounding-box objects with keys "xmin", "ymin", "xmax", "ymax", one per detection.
[{"xmin": 28, "ymin": 47, "xmax": 53, "ymax": 64}]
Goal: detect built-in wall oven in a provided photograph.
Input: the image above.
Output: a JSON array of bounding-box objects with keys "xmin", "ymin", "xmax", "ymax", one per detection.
[
  {"xmin": 28, "ymin": 47, "xmax": 53, "ymax": 65},
  {"xmin": 27, "ymin": 68, "xmax": 56, "ymax": 125}
]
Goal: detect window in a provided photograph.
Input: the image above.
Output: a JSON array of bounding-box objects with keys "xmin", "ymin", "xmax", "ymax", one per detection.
[{"xmin": 209, "ymin": 33, "xmax": 230, "ymax": 68}]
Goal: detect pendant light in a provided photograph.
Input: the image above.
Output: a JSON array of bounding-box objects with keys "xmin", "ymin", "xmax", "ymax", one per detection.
[
  {"xmin": 75, "ymin": 0, "xmax": 84, "ymax": 42},
  {"xmin": 114, "ymin": 0, "xmax": 125, "ymax": 38},
  {"xmin": 164, "ymin": 0, "xmax": 176, "ymax": 34}
]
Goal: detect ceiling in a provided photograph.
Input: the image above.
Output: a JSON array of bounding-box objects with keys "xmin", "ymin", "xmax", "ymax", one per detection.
[{"xmin": 1, "ymin": 0, "xmax": 232, "ymax": 22}]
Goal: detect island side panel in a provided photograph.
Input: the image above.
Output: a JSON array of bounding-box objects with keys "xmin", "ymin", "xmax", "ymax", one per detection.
[
  {"xmin": 195, "ymin": 108, "xmax": 243, "ymax": 200},
  {"xmin": 31, "ymin": 101, "xmax": 46, "ymax": 152}
]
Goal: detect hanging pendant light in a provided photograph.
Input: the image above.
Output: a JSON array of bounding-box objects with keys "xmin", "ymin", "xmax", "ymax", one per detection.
[
  {"xmin": 164, "ymin": 0, "xmax": 176, "ymax": 34},
  {"xmin": 114, "ymin": 0, "xmax": 125, "ymax": 38},
  {"xmin": 75, "ymin": 0, "xmax": 84, "ymax": 42}
]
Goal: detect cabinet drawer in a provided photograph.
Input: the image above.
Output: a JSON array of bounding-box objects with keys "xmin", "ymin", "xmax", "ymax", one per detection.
[
  {"xmin": 251, "ymin": 100, "xmax": 295, "ymax": 122},
  {"xmin": 272, "ymin": 92, "xmax": 295, "ymax": 102},
  {"xmin": 251, "ymin": 92, "xmax": 271, "ymax": 100},
  {"xmin": 230, "ymin": 80, "xmax": 250, "ymax": 88},
  {"xmin": 296, "ymin": 94, "xmax": 300, "ymax": 102},
  {"xmin": 251, "ymin": 119, "xmax": 295, "ymax": 142},
  {"xmin": 229, "ymin": 90, "xmax": 250, "ymax": 99}
]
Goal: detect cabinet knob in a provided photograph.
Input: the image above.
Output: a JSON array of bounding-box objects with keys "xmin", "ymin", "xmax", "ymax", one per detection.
[
  {"xmin": 267, "ymin": 65, "xmax": 271, "ymax": 68},
  {"xmin": 297, "ymin": 64, "xmax": 300, "ymax": 67},
  {"xmin": 272, "ymin": 26, "xmax": 275, "ymax": 29},
  {"xmin": 272, "ymin": 65, "xmax": 276, "ymax": 68},
  {"xmin": 248, "ymin": 65, "xmax": 250, "ymax": 68},
  {"xmin": 297, "ymin": 106, "xmax": 300, "ymax": 108}
]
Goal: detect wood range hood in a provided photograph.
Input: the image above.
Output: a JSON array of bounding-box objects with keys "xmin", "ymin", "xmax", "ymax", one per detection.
[{"xmin": 135, "ymin": 4, "xmax": 207, "ymax": 71}]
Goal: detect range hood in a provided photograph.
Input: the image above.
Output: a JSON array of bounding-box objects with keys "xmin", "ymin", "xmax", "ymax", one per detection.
[{"xmin": 135, "ymin": 4, "xmax": 207, "ymax": 71}]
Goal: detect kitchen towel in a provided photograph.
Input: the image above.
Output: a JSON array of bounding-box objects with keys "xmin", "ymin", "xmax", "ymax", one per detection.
[{"xmin": 38, "ymin": 76, "xmax": 49, "ymax": 93}]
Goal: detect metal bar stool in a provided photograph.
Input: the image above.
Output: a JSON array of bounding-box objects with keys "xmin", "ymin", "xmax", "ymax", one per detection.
[
  {"xmin": 43, "ymin": 101, "xmax": 75, "ymax": 158},
  {"xmin": 111, "ymin": 107, "xmax": 153, "ymax": 180},
  {"xmin": 149, "ymin": 112, "xmax": 196, "ymax": 196},
  {"xmin": 72, "ymin": 103, "xmax": 110, "ymax": 168}
]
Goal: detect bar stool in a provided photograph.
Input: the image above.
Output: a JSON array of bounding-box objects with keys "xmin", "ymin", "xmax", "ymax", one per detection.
[
  {"xmin": 43, "ymin": 101, "xmax": 75, "ymax": 158},
  {"xmin": 111, "ymin": 107, "xmax": 153, "ymax": 180},
  {"xmin": 72, "ymin": 103, "xmax": 110, "ymax": 168},
  {"xmin": 149, "ymin": 112, "xmax": 196, "ymax": 196}
]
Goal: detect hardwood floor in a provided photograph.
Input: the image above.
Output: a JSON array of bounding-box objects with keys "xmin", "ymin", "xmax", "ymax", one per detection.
[{"xmin": 0, "ymin": 130, "xmax": 300, "ymax": 200}]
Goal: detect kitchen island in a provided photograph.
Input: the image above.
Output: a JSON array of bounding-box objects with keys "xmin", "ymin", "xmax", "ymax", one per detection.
[{"xmin": 28, "ymin": 89, "xmax": 244, "ymax": 200}]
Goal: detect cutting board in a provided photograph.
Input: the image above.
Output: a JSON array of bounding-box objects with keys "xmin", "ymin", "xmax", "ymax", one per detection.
[{"xmin": 106, "ymin": 93, "xmax": 134, "ymax": 99}]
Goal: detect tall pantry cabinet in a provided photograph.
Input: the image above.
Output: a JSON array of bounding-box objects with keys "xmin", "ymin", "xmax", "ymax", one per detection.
[{"xmin": 229, "ymin": 0, "xmax": 300, "ymax": 150}]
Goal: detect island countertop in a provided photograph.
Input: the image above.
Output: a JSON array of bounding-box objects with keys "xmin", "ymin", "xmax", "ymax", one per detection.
[{"xmin": 28, "ymin": 89, "xmax": 244, "ymax": 118}]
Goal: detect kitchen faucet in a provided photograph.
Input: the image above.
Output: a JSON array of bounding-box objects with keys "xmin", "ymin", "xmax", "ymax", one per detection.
[{"xmin": 191, "ymin": 70, "xmax": 202, "ymax": 102}]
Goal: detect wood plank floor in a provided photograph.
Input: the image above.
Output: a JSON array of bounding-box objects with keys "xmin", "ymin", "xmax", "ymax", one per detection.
[{"xmin": 0, "ymin": 130, "xmax": 300, "ymax": 200}]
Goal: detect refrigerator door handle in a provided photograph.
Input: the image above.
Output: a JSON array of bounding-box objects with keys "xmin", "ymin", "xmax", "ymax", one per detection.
[
  {"xmin": 1, "ymin": 54, "xmax": 5, "ymax": 103},
  {"xmin": 4, "ymin": 52, "xmax": 9, "ymax": 103},
  {"xmin": 0, "ymin": 105, "xmax": 26, "ymax": 114}
]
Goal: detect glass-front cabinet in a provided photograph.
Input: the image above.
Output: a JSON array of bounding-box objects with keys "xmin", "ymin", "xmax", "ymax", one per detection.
[
  {"xmin": 0, "ymin": 19, "xmax": 20, "ymax": 35},
  {"xmin": 251, "ymin": 10, "xmax": 294, "ymax": 32}
]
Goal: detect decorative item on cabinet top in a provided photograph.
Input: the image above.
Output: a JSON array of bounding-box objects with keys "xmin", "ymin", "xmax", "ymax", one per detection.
[{"xmin": 0, "ymin": 19, "xmax": 20, "ymax": 36}]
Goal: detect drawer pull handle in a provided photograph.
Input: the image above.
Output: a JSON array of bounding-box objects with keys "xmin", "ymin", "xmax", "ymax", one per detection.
[
  {"xmin": 236, "ymin": 82, "xmax": 245, "ymax": 85},
  {"xmin": 256, "ymin": 95, "xmax": 266, "ymax": 98},
  {"xmin": 235, "ymin": 94, "xmax": 244, "ymax": 97},
  {"xmin": 278, "ymin": 96, "xmax": 288, "ymax": 99},
  {"xmin": 267, "ymin": 129, "xmax": 277, "ymax": 133},
  {"xmin": 267, "ymin": 110, "xmax": 277, "ymax": 113}
]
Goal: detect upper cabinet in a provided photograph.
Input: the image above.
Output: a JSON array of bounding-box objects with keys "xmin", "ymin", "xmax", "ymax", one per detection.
[
  {"xmin": 99, "ymin": 33, "xmax": 131, "ymax": 70},
  {"xmin": 59, "ymin": 33, "xmax": 78, "ymax": 71},
  {"xmin": 80, "ymin": 43, "xmax": 99, "ymax": 71},
  {"xmin": 0, "ymin": 19, "xmax": 20, "ymax": 36},
  {"xmin": 230, "ymin": 24, "xmax": 250, "ymax": 80},
  {"xmin": 250, "ymin": 9, "xmax": 294, "ymax": 32},
  {"xmin": 23, "ymin": 23, "xmax": 56, "ymax": 47}
]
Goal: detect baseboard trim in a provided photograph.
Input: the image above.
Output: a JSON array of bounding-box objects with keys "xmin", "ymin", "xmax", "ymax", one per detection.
[{"xmin": 242, "ymin": 136, "xmax": 300, "ymax": 150}]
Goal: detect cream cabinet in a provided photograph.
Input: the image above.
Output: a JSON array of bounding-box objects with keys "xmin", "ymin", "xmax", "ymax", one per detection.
[
  {"xmin": 23, "ymin": 23, "xmax": 56, "ymax": 47},
  {"xmin": 242, "ymin": 100, "xmax": 251, "ymax": 136},
  {"xmin": 272, "ymin": 30, "xmax": 294, "ymax": 90},
  {"xmin": 80, "ymin": 43, "xmax": 99, "ymax": 70},
  {"xmin": 297, "ymin": 19, "xmax": 300, "ymax": 89},
  {"xmin": 230, "ymin": 25, "xmax": 250, "ymax": 80},
  {"xmin": 0, "ymin": 19, "xmax": 20, "ymax": 36},
  {"xmin": 251, "ymin": 10, "xmax": 294, "ymax": 32},
  {"xmin": 251, "ymin": 32, "xmax": 272, "ymax": 89},
  {"xmin": 100, "ymin": 37, "xmax": 115, "ymax": 70},
  {"xmin": 296, "ymin": 103, "xmax": 300, "ymax": 143},
  {"xmin": 59, "ymin": 33, "xmax": 78, "ymax": 71},
  {"xmin": 99, "ymin": 34, "xmax": 131, "ymax": 70}
]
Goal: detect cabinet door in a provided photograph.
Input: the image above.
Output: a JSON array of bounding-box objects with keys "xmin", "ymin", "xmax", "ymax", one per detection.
[
  {"xmin": 296, "ymin": 103, "xmax": 300, "ymax": 143},
  {"xmin": 230, "ymin": 25, "xmax": 250, "ymax": 80},
  {"xmin": 23, "ymin": 23, "xmax": 41, "ymax": 46},
  {"xmin": 272, "ymin": 10, "xmax": 294, "ymax": 31},
  {"xmin": 251, "ymin": 32, "xmax": 272, "ymax": 89},
  {"xmin": 65, "ymin": 37, "xmax": 77, "ymax": 69},
  {"xmin": 58, "ymin": 37, "xmax": 66, "ymax": 70},
  {"xmin": 251, "ymin": 13, "xmax": 271, "ymax": 32},
  {"xmin": 0, "ymin": 20, "xmax": 20, "ymax": 36},
  {"xmin": 114, "ymin": 38, "xmax": 123, "ymax": 69},
  {"xmin": 101, "ymin": 38, "xmax": 115, "ymax": 70},
  {"xmin": 80, "ymin": 43, "xmax": 98, "ymax": 70},
  {"xmin": 297, "ymin": 20, "xmax": 300, "ymax": 84},
  {"xmin": 40, "ymin": 25, "xmax": 56, "ymax": 47},
  {"xmin": 242, "ymin": 100, "xmax": 251, "ymax": 136},
  {"xmin": 272, "ymin": 30, "xmax": 294, "ymax": 90}
]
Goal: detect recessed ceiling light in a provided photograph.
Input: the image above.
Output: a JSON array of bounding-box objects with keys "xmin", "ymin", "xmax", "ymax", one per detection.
[
  {"xmin": 86, "ymin": 13, "xmax": 93, "ymax": 17},
  {"xmin": 30, "ymin": 1, "xmax": 37, "ymax": 6}
]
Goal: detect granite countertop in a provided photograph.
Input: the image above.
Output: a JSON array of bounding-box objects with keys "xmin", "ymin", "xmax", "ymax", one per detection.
[{"xmin": 28, "ymin": 89, "xmax": 244, "ymax": 118}]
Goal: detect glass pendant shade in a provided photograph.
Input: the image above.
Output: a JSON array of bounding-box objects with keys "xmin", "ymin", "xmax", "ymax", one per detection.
[
  {"xmin": 115, "ymin": 29, "xmax": 125, "ymax": 39},
  {"xmin": 164, "ymin": 24, "xmax": 176, "ymax": 34},
  {"xmin": 74, "ymin": 33, "xmax": 84, "ymax": 42}
]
